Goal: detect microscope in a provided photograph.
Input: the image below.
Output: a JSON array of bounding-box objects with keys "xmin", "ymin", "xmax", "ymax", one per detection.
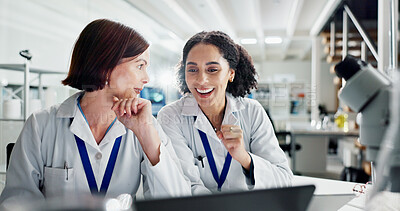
[
  {"xmin": 334, "ymin": 56, "xmax": 391, "ymax": 164},
  {"xmin": 335, "ymin": 56, "xmax": 400, "ymax": 205}
]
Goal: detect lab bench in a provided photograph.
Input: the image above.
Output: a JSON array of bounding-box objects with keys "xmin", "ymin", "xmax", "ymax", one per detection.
[
  {"xmin": 293, "ymin": 175, "xmax": 365, "ymax": 210},
  {"xmin": 289, "ymin": 128, "xmax": 359, "ymax": 173}
]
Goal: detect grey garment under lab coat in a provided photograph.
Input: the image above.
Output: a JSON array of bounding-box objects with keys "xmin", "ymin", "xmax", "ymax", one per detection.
[
  {"xmin": 157, "ymin": 93, "xmax": 293, "ymax": 195},
  {"xmin": 0, "ymin": 92, "xmax": 190, "ymax": 210}
]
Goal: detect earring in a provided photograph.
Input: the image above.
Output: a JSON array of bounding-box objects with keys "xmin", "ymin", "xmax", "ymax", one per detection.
[
  {"xmin": 105, "ymin": 78, "xmax": 109, "ymax": 85},
  {"xmin": 229, "ymin": 77, "xmax": 234, "ymax": 82}
]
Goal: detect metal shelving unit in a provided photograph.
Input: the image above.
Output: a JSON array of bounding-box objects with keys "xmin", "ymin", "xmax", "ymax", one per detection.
[
  {"xmin": 254, "ymin": 82, "xmax": 309, "ymax": 121},
  {"xmin": 0, "ymin": 54, "xmax": 66, "ymax": 121}
]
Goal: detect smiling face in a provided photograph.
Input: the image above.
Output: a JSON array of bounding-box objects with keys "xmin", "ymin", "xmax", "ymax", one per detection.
[
  {"xmin": 108, "ymin": 48, "xmax": 150, "ymax": 98},
  {"xmin": 185, "ymin": 43, "xmax": 235, "ymax": 111}
]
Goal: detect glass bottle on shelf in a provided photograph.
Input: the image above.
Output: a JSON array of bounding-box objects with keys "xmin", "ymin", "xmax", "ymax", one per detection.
[{"xmin": 334, "ymin": 107, "xmax": 349, "ymax": 132}]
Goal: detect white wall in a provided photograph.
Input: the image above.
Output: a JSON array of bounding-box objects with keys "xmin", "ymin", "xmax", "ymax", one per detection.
[
  {"xmin": 256, "ymin": 61, "xmax": 312, "ymax": 84},
  {"xmin": 0, "ymin": 0, "xmax": 182, "ymax": 85}
]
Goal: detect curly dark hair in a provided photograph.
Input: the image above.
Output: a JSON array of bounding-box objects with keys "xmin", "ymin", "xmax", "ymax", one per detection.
[{"xmin": 176, "ymin": 31, "xmax": 258, "ymax": 98}]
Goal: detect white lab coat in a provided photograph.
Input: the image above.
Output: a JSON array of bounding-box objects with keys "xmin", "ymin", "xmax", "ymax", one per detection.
[
  {"xmin": 157, "ymin": 93, "xmax": 293, "ymax": 195},
  {"xmin": 0, "ymin": 92, "xmax": 190, "ymax": 210}
]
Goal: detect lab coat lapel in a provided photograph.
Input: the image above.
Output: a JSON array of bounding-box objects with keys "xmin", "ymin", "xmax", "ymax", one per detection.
[
  {"xmin": 55, "ymin": 91, "xmax": 98, "ymax": 150},
  {"xmin": 99, "ymin": 120, "xmax": 126, "ymax": 147},
  {"xmin": 182, "ymin": 95, "xmax": 220, "ymax": 141},
  {"xmin": 56, "ymin": 92, "xmax": 80, "ymax": 118},
  {"xmin": 59, "ymin": 91, "xmax": 127, "ymax": 149},
  {"xmin": 70, "ymin": 106, "xmax": 99, "ymax": 150},
  {"xmin": 193, "ymin": 112, "xmax": 219, "ymax": 140},
  {"xmin": 222, "ymin": 94, "xmax": 245, "ymax": 126},
  {"xmin": 181, "ymin": 94, "xmax": 200, "ymax": 116}
]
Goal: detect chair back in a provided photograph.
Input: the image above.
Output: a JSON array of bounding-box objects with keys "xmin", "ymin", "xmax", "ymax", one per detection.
[{"xmin": 6, "ymin": 143, "xmax": 15, "ymax": 170}]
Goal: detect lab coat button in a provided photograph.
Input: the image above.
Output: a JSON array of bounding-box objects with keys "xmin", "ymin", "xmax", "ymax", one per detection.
[{"xmin": 95, "ymin": 152, "xmax": 102, "ymax": 160}]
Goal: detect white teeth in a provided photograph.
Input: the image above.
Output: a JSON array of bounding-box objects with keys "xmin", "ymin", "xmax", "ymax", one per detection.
[{"xmin": 196, "ymin": 88, "xmax": 213, "ymax": 94}]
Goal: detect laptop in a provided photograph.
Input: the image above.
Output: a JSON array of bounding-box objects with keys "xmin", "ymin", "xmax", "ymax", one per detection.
[{"xmin": 134, "ymin": 185, "xmax": 315, "ymax": 211}]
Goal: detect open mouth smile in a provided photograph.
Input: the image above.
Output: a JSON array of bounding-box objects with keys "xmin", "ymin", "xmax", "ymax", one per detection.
[{"xmin": 195, "ymin": 88, "xmax": 214, "ymax": 97}]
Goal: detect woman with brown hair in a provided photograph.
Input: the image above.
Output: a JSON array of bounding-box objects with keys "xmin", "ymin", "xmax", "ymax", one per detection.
[
  {"xmin": 157, "ymin": 31, "xmax": 293, "ymax": 195},
  {"xmin": 0, "ymin": 19, "xmax": 190, "ymax": 209}
]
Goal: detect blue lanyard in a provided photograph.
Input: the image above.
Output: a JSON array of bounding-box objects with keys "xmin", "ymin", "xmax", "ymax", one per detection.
[
  {"xmin": 75, "ymin": 135, "xmax": 122, "ymax": 196},
  {"xmin": 198, "ymin": 129, "xmax": 232, "ymax": 191},
  {"xmin": 75, "ymin": 94, "xmax": 121, "ymax": 196}
]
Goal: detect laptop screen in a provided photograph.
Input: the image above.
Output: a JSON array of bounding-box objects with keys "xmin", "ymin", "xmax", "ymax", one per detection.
[{"xmin": 135, "ymin": 185, "xmax": 315, "ymax": 211}]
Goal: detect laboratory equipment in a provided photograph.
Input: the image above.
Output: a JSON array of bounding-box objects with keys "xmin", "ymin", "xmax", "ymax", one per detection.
[
  {"xmin": 334, "ymin": 107, "xmax": 349, "ymax": 131},
  {"xmin": 334, "ymin": 55, "xmax": 400, "ymax": 208},
  {"xmin": 334, "ymin": 55, "xmax": 391, "ymax": 163}
]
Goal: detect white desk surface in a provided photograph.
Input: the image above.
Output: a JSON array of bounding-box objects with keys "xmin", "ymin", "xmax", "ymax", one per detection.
[
  {"xmin": 293, "ymin": 176, "xmax": 366, "ymax": 211},
  {"xmin": 0, "ymin": 168, "xmax": 369, "ymax": 210},
  {"xmin": 293, "ymin": 175, "xmax": 357, "ymax": 195}
]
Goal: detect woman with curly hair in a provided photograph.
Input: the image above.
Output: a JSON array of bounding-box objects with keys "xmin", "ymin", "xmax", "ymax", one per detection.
[{"xmin": 157, "ymin": 31, "xmax": 293, "ymax": 195}]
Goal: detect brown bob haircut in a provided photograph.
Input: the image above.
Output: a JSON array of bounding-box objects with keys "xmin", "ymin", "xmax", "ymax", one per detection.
[{"xmin": 62, "ymin": 19, "xmax": 149, "ymax": 91}]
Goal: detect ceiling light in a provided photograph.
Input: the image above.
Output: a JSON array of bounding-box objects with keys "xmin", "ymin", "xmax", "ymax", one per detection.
[
  {"xmin": 265, "ymin": 36, "xmax": 283, "ymax": 44},
  {"xmin": 240, "ymin": 38, "xmax": 257, "ymax": 45}
]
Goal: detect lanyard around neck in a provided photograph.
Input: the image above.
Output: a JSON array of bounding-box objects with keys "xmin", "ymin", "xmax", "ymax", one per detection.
[
  {"xmin": 75, "ymin": 135, "xmax": 122, "ymax": 196},
  {"xmin": 198, "ymin": 129, "xmax": 232, "ymax": 191},
  {"xmin": 75, "ymin": 95, "xmax": 121, "ymax": 196}
]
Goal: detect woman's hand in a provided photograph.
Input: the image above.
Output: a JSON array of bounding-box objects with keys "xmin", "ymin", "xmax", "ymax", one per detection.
[
  {"xmin": 111, "ymin": 96, "xmax": 161, "ymax": 165},
  {"xmin": 217, "ymin": 125, "xmax": 251, "ymax": 170},
  {"xmin": 111, "ymin": 96, "xmax": 153, "ymax": 132}
]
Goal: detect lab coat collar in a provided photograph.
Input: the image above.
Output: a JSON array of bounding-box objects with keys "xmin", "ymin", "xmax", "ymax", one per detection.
[
  {"xmin": 56, "ymin": 91, "xmax": 83, "ymax": 118},
  {"xmin": 193, "ymin": 112, "xmax": 218, "ymax": 140},
  {"xmin": 222, "ymin": 93, "xmax": 245, "ymax": 126},
  {"xmin": 181, "ymin": 94, "xmax": 201, "ymax": 116},
  {"xmin": 182, "ymin": 93, "xmax": 245, "ymax": 140},
  {"xmin": 58, "ymin": 91, "xmax": 126, "ymax": 150},
  {"xmin": 181, "ymin": 93, "xmax": 245, "ymax": 116},
  {"xmin": 69, "ymin": 106, "xmax": 99, "ymax": 150},
  {"xmin": 100, "ymin": 120, "xmax": 126, "ymax": 147},
  {"xmin": 70, "ymin": 109, "xmax": 126, "ymax": 150},
  {"xmin": 181, "ymin": 95, "xmax": 216, "ymax": 138}
]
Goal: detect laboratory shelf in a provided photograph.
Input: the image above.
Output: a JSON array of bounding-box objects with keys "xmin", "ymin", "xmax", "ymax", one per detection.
[
  {"xmin": 0, "ymin": 64, "xmax": 65, "ymax": 74},
  {"xmin": 0, "ymin": 62, "xmax": 66, "ymax": 121},
  {"xmin": 0, "ymin": 118, "xmax": 24, "ymax": 122}
]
